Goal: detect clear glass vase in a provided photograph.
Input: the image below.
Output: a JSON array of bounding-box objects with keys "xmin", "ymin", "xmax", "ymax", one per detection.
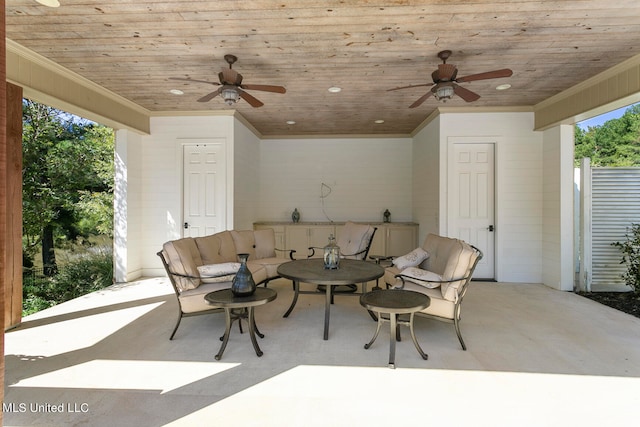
[{"xmin": 323, "ymin": 235, "xmax": 340, "ymax": 270}]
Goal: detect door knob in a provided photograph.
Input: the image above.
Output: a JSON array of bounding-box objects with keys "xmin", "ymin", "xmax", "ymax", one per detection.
[
  {"xmin": 184, "ymin": 222, "xmax": 189, "ymax": 229},
  {"xmin": 488, "ymin": 225, "xmax": 494, "ymax": 232}
]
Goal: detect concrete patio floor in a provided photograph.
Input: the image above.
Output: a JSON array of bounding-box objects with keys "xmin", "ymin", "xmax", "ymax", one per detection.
[{"xmin": 4, "ymin": 277, "xmax": 640, "ymax": 426}]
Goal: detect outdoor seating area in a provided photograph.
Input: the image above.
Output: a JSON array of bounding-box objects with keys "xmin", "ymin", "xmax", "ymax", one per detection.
[
  {"xmin": 157, "ymin": 228, "xmax": 294, "ymax": 339},
  {"xmin": 4, "ymin": 276, "xmax": 640, "ymax": 426}
]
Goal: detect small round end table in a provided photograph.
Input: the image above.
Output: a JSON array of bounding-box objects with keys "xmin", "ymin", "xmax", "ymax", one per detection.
[
  {"xmin": 360, "ymin": 289, "xmax": 430, "ymax": 369},
  {"xmin": 205, "ymin": 287, "xmax": 277, "ymax": 360}
]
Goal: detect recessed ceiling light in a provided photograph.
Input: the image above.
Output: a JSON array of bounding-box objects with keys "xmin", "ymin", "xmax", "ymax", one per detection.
[
  {"xmin": 374, "ymin": 120, "xmax": 385, "ymax": 124},
  {"xmin": 496, "ymin": 84, "xmax": 511, "ymax": 91},
  {"xmin": 170, "ymin": 89, "xmax": 184, "ymax": 95},
  {"xmin": 328, "ymin": 86, "xmax": 342, "ymax": 93},
  {"xmin": 286, "ymin": 120, "xmax": 296, "ymax": 125},
  {"xmin": 35, "ymin": 0, "xmax": 60, "ymax": 7}
]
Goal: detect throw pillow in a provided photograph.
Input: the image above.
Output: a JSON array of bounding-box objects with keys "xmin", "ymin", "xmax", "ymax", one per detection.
[
  {"xmin": 399, "ymin": 267, "xmax": 442, "ymax": 288},
  {"xmin": 392, "ymin": 247, "xmax": 429, "ymax": 270},
  {"xmin": 197, "ymin": 262, "xmax": 240, "ymax": 283}
]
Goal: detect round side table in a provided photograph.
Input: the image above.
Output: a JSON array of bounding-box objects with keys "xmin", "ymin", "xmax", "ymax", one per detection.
[
  {"xmin": 359, "ymin": 289, "xmax": 430, "ymax": 368},
  {"xmin": 205, "ymin": 287, "xmax": 277, "ymax": 360}
]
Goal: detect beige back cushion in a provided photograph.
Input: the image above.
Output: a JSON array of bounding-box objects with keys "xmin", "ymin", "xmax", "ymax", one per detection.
[
  {"xmin": 162, "ymin": 238, "xmax": 203, "ymax": 291},
  {"xmin": 337, "ymin": 221, "xmax": 375, "ymax": 259},
  {"xmin": 421, "ymin": 234, "xmax": 478, "ymax": 301},
  {"xmin": 254, "ymin": 228, "xmax": 277, "ymax": 259},
  {"xmin": 231, "ymin": 230, "xmax": 258, "ymax": 261},
  {"xmin": 195, "ymin": 231, "xmax": 236, "ymax": 264}
]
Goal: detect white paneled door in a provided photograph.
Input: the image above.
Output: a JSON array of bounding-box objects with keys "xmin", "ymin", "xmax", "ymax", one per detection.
[
  {"xmin": 448, "ymin": 143, "xmax": 495, "ymax": 279},
  {"xmin": 183, "ymin": 142, "xmax": 226, "ymax": 238}
]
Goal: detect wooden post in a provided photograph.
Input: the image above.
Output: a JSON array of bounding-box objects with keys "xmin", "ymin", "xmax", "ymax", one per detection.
[
  {"xmin": 5, "ymin": 82, "xmax": 22, "ymax": 329},
  {"xmin": 1, "ymin": 0, "xmax": 8, "ymax": 421}
]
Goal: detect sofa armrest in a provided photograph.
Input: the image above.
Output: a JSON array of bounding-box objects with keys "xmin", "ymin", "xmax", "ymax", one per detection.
[
  {"xmin": 306, "ymin": 246, "xmax": 368, "ymax": 259},
  {"xmin": 307, "ymin": 246, "xmax": 322, "ymax": 258},
  {"xmin": 275, "ymin": 247, "xmax": 296, "ymax": 260},
  {"xmin": 395, "ymin": 273, "xmax": 471, "ymax": 288}
]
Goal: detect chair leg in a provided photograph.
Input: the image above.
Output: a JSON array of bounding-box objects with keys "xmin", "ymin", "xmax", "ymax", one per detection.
[
  {"xmin": 169, "ymin": 312, "xmax": 183, "ymax": 340},
  {"xmin": 454, "ymin": 316, "xmax": 466, "ymax": 351}
]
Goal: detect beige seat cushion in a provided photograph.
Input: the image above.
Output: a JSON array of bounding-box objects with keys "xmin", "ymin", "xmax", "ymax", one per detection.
[
  {"xmin": 337, "ymin": 221, "xmax": 375, "ymax": 259},
  {"xmin": 384, "ymin": 265, "xmax": 402, "ymax": 287},
  {"xmin": 162, "ymin": 238, "xmax": 203, "ymax": 291},
  {"xmin": 253, "ymin": 228, "xmax": 277, "ymax": 259},
  {"xmin": 178, "ymin": 282, "xmax": 231, "ymax": 313},
  {"xmin": 393, "ymin": 282, "xmax": 456, "ymax": 319},
  {"xmin": 231, "ymin": 230, "xmax": 258, "ymax": 260},
  {"xmin": 248, "ymin": 257, "xmax": 286, "ymax": 279},
  {"xmin": 195, "ymin": 231, "xmax": 237, "ymax": 264}
]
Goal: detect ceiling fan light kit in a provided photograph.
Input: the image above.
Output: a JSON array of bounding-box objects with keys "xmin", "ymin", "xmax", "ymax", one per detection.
[
  {"xmin": 388, "ymin": 50, "xmax": 513, "ymax": 107},
  {"xmin": 434, "ymin": 84, "xmax": 455, "ymax": 101},
  {"xmin": 221, "ymin": 87, "xmax": 240, "ymax": 105}
]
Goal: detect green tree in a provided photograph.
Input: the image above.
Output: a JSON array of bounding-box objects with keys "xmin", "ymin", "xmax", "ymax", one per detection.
[
  {"xmin": 575, "ymin": 104, "xmax": 640, "ymax": 166},
  {"xmin": 22, "ymin": 100, "xmax": 114, "ymax": 274}
]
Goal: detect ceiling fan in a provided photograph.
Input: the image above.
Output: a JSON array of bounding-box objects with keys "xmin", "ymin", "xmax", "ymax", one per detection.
[
  {"xmin": 388, "ymin": 50, "xmax": 513, "ymax": 107},
  {"xmin": 170, "ymin": 54, "xmax": 286, "ymax": 107}
]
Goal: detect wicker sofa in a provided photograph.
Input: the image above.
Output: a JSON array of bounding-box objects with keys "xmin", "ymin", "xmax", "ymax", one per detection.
[{"xmin": 157, "ymin": 228, "xmax": 293, "ymax": 339}]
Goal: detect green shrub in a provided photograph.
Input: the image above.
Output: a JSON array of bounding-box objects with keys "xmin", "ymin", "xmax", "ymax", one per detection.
[
  {"xmin": 22, "ymin": 246, "xmax": 113, "ymax": 316},
  {"xmin": 612, "ymin": 223, "xmax": 640, "ymax": 292}
]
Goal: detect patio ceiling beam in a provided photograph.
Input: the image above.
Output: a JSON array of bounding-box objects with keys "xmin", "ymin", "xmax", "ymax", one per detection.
[{"xmin": 6, "ymin": 40, "xmax": 150, "ymax": 135}]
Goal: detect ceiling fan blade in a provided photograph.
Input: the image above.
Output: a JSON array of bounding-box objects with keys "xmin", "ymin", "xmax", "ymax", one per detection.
[
  {"xmin": 240, "ymin": 84, "xmax": 286, "ymax": 94},
  {"xmin": 456, "ymin": 68, "xmax": 513, "ymax": 83},
  {"xmin": 409, "ymin": 91, "xmax": 434, "ymax": 108},
  {"xmin": 197, "ymin": 87, "xmax": 222, "ymax": 103},
  {"xmin": 388, "ymin": 83, "xmax": 434, "ymax": 92},
  {"xmin": 169, "ymin": 77, "xmax": 220, "ymax": 86},
  {"xmin": 453, "ymin": 84, "xmax": 480, "ymax": 102},
  {"xmin": 238, "ymin": 89, "xmax": 264, "ymax": 108}
]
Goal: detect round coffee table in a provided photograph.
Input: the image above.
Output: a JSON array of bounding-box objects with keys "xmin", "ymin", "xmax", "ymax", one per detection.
[
  {"xmin": 205, "ymin": 287, "xmax": 277, "ymax": 360},
  {"xmin": 359, "ymin": 289, "xmax": 430, "ymax": 368},
  {"xmin": 277, "ymin": 258, "xmax": 384, "ymax": 340}
]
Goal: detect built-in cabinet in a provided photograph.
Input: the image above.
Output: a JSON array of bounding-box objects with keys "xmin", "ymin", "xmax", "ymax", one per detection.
[{"xmin": 254, "ymin": 222, "xmax": 418, "ymax": 259}]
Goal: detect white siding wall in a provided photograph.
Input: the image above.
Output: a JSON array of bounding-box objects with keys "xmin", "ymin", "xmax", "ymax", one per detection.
[
  {"xmin": 124, "ymin": 112, "xmax": 570, "ymax": 287},
  {"xmin": 412, "ymin": 118, "xmax": 440, "ymax": 244},
  {"xmin": 233, "ymin": 118, "xmax": 261, "ymax": 230},
  {"xmin": 114, "ymin": 129, "xmax": 143, "ymax": 282},
  {"xmin": 140, "ymin": 115, "xmax": 234, "ymax": 276},
  {"xmin": 258, "ymin": 138, "xmax": 412, "ymax": 223},
  {"xmin": 542, "ymin": 125, "xmax": 575, "ymax": 291},
  {"xmin": 438, "ymin": 112, "xmax": 544, "ymax": 283}
]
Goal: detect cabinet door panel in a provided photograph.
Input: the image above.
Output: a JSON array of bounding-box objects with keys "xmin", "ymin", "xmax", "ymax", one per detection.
[
  {"xmin": 386, "ymin": 226, "xmax": 417, "ymax": 257},
  {"xmin": 286, "ymin": 226, "xmax": 311, "ymax": 259}
]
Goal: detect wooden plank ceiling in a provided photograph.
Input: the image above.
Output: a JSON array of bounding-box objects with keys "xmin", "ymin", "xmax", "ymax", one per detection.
[{"xmin": 6, "ymin": 0, "xmax": 640, "ymax": 136}]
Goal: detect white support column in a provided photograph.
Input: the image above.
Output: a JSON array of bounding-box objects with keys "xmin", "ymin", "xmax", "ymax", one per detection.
[
  {"xmin": 114, "ymin": 130, "xmax": 128, "ymax": 283},
  {"xmin": 114, "ymin": 129, "xmax": 143, "ymax": 283},
  {"xmin": 542, "ymin": 124, "xmax": 575, "ymax": 291},
  {"xmin": 579, "ymin": 158, "xmax": 592, "ymax": 292}
]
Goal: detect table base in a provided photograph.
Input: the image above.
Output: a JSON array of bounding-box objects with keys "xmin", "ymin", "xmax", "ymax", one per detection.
[
  {"xmin": 364, "ymin": 312, "xmax": 428, "ymax": 369},
  {"xmin": 215, "ymin": 306, "xmax": 264, "ymax": 360}
]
